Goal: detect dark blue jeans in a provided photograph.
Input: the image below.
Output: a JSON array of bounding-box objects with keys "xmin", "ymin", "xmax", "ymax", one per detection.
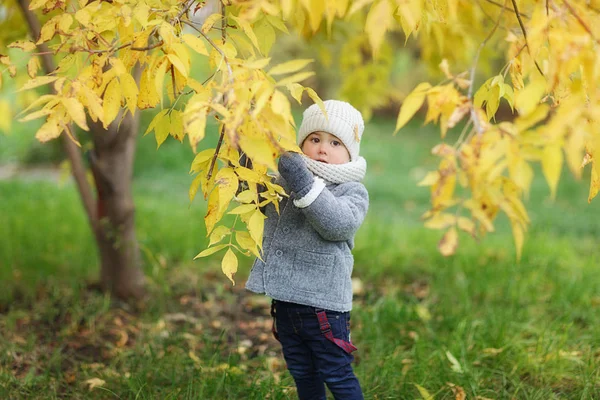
[{"xmin": 272, "ymin": 300, "xmax": 364, "ymax": 400}]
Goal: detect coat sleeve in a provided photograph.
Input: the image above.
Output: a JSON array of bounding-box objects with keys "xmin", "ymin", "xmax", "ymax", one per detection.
[{"xmin": 296, "ymin": 181, "xmax": 369, "ymax": 241}]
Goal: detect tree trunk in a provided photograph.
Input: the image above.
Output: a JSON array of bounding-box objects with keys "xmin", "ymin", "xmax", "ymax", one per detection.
[
  {"xmin": 18, "ymin": 0, "xmax": 146, "ymax": 300},
  {"xmin": 89, "ymin": 107, "xmax": 145, "ymax": 299}
]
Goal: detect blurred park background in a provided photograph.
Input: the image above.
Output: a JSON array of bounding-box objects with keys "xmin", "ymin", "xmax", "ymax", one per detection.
[{"xmin": 2, "ymin": 24, "xmax": 600, "ymax": 400}]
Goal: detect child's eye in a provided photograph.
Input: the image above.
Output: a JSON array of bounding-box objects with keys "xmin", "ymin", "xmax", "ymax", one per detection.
[
  {"xmin": 311, "ymin": 137, "xmax": 320, "ymax": 143},
  {"xmin": 332, "ymin": 140, "xmax": 341, "ymax": 146}
]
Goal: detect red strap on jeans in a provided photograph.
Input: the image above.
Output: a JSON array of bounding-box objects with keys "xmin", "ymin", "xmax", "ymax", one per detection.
[
  {"xmin": 316, "ymin": 310, "xmax": 357, "ymax": 353},
  {"xmin": 270, "ymin": 301, "xmax": 280, "ymax": 341}
]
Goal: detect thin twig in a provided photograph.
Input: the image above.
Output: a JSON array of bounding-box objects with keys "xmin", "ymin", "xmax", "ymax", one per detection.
[
  {"xmin": 468, "ymin": 0, "xmax": 506, "ymax": 134},
  {"xmin": 468, "ymin": 3, "xmax": 505, "ymax": 101},
  {"xmin": 510, "ymin": 0, "xmax": 545, "ymax": 76},
  {"xmin": 170, "ymin": 64, "xmax": 177, "ymax": 102},
  {"xmin": 181, "ymin": 19, "xmax": 234, "ymax": 83},
  {"xmin": 482, "ymin": 0, "xmax": 530, "ymax": 18},
  {"xmin": 207, "ymin": 125, "xmax": 225, "ymax": 180},
  {"xmin": 176, "ymin": 0, "xmax": 196, "ymax": 21},
  {"xmin": 563, "ymin": 0, "xmax": 600, "ymax": 45}
]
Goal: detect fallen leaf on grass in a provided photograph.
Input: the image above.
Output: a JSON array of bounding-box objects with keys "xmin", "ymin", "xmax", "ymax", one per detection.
[
  {"xmin": 415, "ymin": 383, "xmax": 434, "ymax": 400},
  {"xmin": 446, "ymin": 351, "xmax": 464, "ymax": 374},
  {"xmin": 447, "ymin": 382, "xmax": 466, "ymax": 400},
  {"xmin": 85, "ymin": 378, "xmax": 106, "ymax": 391}
]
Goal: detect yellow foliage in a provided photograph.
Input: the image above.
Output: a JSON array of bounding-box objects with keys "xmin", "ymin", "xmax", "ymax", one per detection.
[{"xmin": 6, "ymin": 0, "xmax": 600, "ymax": 276}]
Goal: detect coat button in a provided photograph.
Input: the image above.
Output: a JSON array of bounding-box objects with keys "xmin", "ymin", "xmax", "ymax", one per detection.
[
  {"xmin": 283, "ymin": 227, "xmax": 290, "ymax": 234},
  {"xmin": 275, "ymin": 250, "xmax": 283, "ymax": 257}
]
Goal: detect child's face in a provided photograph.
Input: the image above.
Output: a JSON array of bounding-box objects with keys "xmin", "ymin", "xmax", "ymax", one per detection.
[{"xmin": 301, "ymin": 131, "xmax": 350, "ymax": 164}]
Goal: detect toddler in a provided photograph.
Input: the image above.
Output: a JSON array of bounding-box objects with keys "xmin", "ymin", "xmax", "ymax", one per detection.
[{"xmin": 245, "ymin": 100, "xmax": 369, "ymax": 400}]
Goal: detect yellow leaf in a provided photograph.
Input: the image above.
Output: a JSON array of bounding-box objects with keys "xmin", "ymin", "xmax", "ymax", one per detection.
[
  {"xmin": 248, "ymin": 210, "xmax": 265, "ymax": 249},
  {"xmin": 154, "ymin": 111, "xmax": 170, "ymax": 148},
  {"xmin": 205, "ymin": 187, "xmax": 220, "ymax": 234},
  {"xmin": 155, "ymin": 57, "xmax": 168, "ymax": 106},
  {"xmin": 254, "ymin": 18, "xmax": 276, "ymax": 55},
  {"xmin": 237, "ymin": 190, "xmax": 256, "ymax": 204},
  {"xmin": 235, "ymin": 166, "xmax": 262, "ymax": 183},
  {"xmin": 170, "ymin": 110, "xmax": 184, "ymax": 141},
  {"xmin": 457, "ymin": 217, "xmax": 475, "ymax": 237},
  {"xmin": 232, "ymin": 16, "xmax": 260, "ymax": 52},
  {"xmin": 167, "ymin": 54, "xmax": 188, "ymax": 78},
  {"xmin": 133, "ymin": 3, "xmax": 150, "ymax": 27},
  {"xmin": 541, "ymin": 144, "xmax": 562, "ymax": 199},
  {"xmin": 438, "ymin": 227, "xmax": 458, "ymax": 257},
  {"xmin": 239, "ymin": 136, "xmax": 278, "ymax": 171},
  {"xmin": 201, "ymin": 13, "xmax": 222, "ymax": 34},
  {"xmin": 18, "ymin": 76, "xmax": 60, "ymax": 92},
  {"xmin": 190, "ymin": 148, "xmax": 215, "ymax": 173},
  {"xmin": 194, "ymin": 243, "xmax": 227, "ymax": 259},
  {"xmin": 424, "ymin": 213, "xmax": 455, "ymax": 230},
  {"xmin": 27, "ymin": 57, "xmax": 40, "ymax": 79},
  {"xmin": 244, "ymin": 58, "xmax": 271, "ymax": 69},
  {"xmin": 365, "ymin": 0, "xmax": 393, "ymax": 59},
  {"xmin": 103, "ymin": 78, "xmax": 122, "ymax": 128},
  {"xmin": 515, "ymin": 75, "xmax": 547, "ymax": 115},
  {"xmin": 57, "ymin": 13, "xmax": 72, "ymax": 33},
  {"xmin": 414, "ymin": 384, "xmax": 435, "ymax": 400},
  {"xmin": 61, "ymin": 98, "xmax": 89, "ymax": 131},
  {"xmin": 189, "ymin": 174, "xmax": 202, "ymax": 202},
  {"xmin": 75, "ymin": 8, "xmax": 91, "ymax": 26},
  {"xmin": 209, "ymin": 225, "xmax": 231, "ymax": 246},
  {"xmin": 216, "ymin": 167, "xmax": 239, "ymax": 216},
  {"xmin": 137, "ymin": 68, "xmax": 160, "ymax": 109},
  {"xmin": 119, "ymin": 73, "xmax": 139, "ymax": 116},
  {"xmin": 37, "ymin": 18, "xmax": 57, "ymax": 44},
  {"xmin": 221, "ymin": 248, "xmax": 238, "ymax": 284},
  {"xmin": 511, "ymin": 221, "xmax": 524, "ymax": 260},
  {"xmin": 275, "ymin": 71, "xmax": 315, "ymax": 87},
  {"xmin": 36, "ymin": 119, "xmax": 62, "ymax": 142},
  {"xmin": 28, "ymin": 0, "xmax": 48, "ymax": 10},
  {"xmin": 182, "ymin": 34, "xmax": 209, "ymax": 56},
  {"xmin": 236, "ymin": 231, "xmax": 260, "ymax": 258},
  {"xmin": 271, "ymin": 90, "xmax": 291, "ymax": 117},
  {"xmin": 186, "ymin": 110, "xmax": 207, "ymax": 152},
  {"xmin": 395, "ymin": 82, "xmax": 431, "ymax": 133},
  {"xmin": 417, "ymin": 171, "xmax": 439, "ymax": 186},
  {"xmin": 588, "ymin": 164, "xmax": 600, "ymax": 203},
  {"xmin": 145, "ymin": 109, "xmax": 168, "ymax": 136},
  {"xmin": 228, "ymin": 204, "xmax": 257, "ymax": 215},
  {"xmin": 8, "ymin": 40, "xmax": 37, "ymax": 51},
  {"xmin": 268, "ymin": 59, "xmax": 313, "ymax": 76}
]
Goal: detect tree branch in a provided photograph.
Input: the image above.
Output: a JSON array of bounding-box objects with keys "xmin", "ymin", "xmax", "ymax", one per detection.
[
  {"xmin": 563, "ymin": 0, "xmax": 600, "ymax": 45},
  {"xmin": 510, "ymin": 0, "xmax": 545, "ymax": 76},
  {"xmin": 482, "ymin": 0, "xmax": 529, "ymax": 19},
  {"xmin": 207, "ymin": 124, "xmax": 225, "ymax": 180},
  {"xmin": 16, "ymin": 0, "xmax": 98, "ymax": 232}
]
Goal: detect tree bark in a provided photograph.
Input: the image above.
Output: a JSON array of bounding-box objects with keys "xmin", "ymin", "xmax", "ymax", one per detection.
[
  {"xmin": 18, "ymin": 0, "xmax": 145, "ymax": 299},
  {"xmin": 89, "ymin": 103, "xmax": 145, "ymax": 299}
]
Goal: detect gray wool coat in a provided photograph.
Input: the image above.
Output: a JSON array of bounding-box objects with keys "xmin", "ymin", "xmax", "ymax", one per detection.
[{"xmin": 245, "ymin": 177, "xmax": 369, "ymax": 312}]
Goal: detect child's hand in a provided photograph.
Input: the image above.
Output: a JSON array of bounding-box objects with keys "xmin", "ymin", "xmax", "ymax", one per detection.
[{"xmin": 278, "ymin": 152, "xmax": 314, "ymax": 196}]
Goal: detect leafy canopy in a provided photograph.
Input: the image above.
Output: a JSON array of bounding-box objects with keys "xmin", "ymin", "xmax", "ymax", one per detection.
[{"xmin": 2, "ymin": 0, "xmax": 600, "ymax": 280}]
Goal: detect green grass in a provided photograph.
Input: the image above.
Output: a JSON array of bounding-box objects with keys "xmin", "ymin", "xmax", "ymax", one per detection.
[{"xmin": 1, "ymin": 115, "xmax": 600, "ymax": 399}]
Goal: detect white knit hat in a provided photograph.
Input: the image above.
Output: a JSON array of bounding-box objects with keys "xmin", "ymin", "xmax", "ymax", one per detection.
[{"xmin": 297, "ymin": 100, "xmax": 365, "ymax": 162}]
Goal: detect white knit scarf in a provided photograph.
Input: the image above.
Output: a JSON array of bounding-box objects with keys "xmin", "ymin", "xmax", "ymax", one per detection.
[{"xmin": 301, "ymin": 155, "xmax": 367, "ymax": 184}]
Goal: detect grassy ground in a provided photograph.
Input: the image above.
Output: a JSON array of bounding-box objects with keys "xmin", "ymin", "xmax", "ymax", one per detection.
[{"xmin": 1, "ymin": 113, "xmax": 600, "ymax": 399}]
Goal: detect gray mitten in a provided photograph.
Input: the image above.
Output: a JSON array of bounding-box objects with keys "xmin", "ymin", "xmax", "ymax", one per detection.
[{"xmin": 278, "ymin": 152, "xmax": 314, "ymax": 197}]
